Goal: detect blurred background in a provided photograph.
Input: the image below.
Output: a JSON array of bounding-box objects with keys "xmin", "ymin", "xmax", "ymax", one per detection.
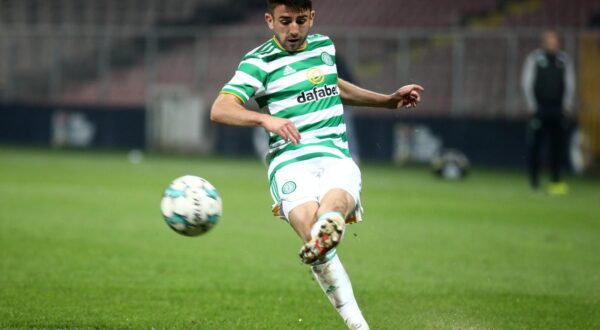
[
  {"xmin": 1, "ymin": 2, "xmax": 600, "ymax": 328},
  {"xmin": 0, "ymin": 0, "xmax": 599, "ymax": 171}
]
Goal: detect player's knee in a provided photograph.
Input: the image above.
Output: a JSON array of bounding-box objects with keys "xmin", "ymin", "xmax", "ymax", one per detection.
[
  {"xmin": 320, "ymin": 190, "xmax": 354, "ymax": 218},
  {"xmin": 288, "ymin": 202, "xmax": 319, "ymax": 242},
  {"xmin": 329, "ymin": 198, "xmax": 350, "ymax": 215},
  {"xmin": 290, "ymin": 215, "xmax": 314, "ymax": 242}
]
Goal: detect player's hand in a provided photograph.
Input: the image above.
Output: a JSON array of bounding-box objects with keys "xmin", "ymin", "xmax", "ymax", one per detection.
[
  {"xmin": 262, "ymin": 116, "xmax": 301, "ymax": 145},
  {"xmin": 562, "ymin": 108, "xmax": 574, "ymax": 119},
  {"xmin": 388, "ymin": 84, "xmax": 424, "ymax": 109}
]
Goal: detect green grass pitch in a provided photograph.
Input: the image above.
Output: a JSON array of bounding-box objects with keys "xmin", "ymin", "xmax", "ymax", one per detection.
[{"xmin": 1, "ymin": 147, "xmax": 599, "ymax": 329}]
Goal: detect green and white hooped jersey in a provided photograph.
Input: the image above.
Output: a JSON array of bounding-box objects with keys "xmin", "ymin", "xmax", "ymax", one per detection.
[{"xmin": 221, "ymin": 34, "xmax": 351, "ymax": 186}]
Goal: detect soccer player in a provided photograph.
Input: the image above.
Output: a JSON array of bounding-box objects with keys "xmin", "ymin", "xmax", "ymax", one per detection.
[
  {"xmin": 210, "ymin": 1, "xmax": 423, "ymax": 328},
  {"xmin": 522, "ymin": 30, "xmax": 576, "ymax": 194}
]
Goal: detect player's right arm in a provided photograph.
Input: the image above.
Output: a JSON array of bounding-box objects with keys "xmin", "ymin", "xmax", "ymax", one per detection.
[
  {"xmin": 521, "ymin": 51, "xmax": 538, "ymax": 114},
  {"xmin": 210, "ymin": 93, "xmax": 301, "ymax": 144}
]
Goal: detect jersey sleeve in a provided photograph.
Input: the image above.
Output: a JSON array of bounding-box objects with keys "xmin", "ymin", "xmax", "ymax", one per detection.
[
  {"xmin": 221, "ymin": 57, "xmax": 268, "ymax": 103},
  {"xmin": 562, "ymin": 51, "xmax": 576, "ymax": 112},
  {"xmin": 521, "ymin": 50, "xmax": 538, "ymax": 113}
]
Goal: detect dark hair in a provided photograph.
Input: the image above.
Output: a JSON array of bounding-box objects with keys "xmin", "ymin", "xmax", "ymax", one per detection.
[{"xmin": 267, "ymin": 0, "xmax": 312, "ymax": 13}]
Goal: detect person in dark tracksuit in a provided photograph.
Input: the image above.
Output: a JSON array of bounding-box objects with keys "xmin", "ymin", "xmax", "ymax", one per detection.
[{"xmin": 521, "ymin": 30, "xmax": 576, "ymax": 194}]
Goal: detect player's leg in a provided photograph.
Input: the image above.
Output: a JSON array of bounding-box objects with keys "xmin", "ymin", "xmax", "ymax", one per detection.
[
  {"xmin": 548, "ymin": 117, "xmax": 561, "ymax": 182},
  {"xmin": 318, "ymin": 188, "xmax": 356, "ymax": 218},
  {"xmin": 305, "ymin": 158, "xmax": 369, "ymax": 330},
  {"xmin": 311, "ymin": 253, "xmax": 368, "ymax": 330},
  {"xmin": 310, "ymin": 189, "xmax": 368, "ymax": 329},
  {"xmin": 300, "ymin": 157, "xmax": 363, "ymax": 264},
  {"xmin": 547, "ymin": 116, "xmax": 569, "ymax": 195},
  {"xmin": 271, "ymin": 160, "xmax": 320, "ymax": 241},
  {"xmin": 287, "ymin": 199, "xmax": 367, "ymax": 329},
  {"xmin": 299, "ymin": 188, "xmax": 354, "ymax": 263},
  {"xmin": 274, "ymin": 159, "xmax": 368, "ymax": 329},
  {"xmin": 527, "ymin": 116, "xmax": 543, "ymax": 189},
  {"xmin": 288, "ymin": 201, "xmax": 319, "ymax": 242}
]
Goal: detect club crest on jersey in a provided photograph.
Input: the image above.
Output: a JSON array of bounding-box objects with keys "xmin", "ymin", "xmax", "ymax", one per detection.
[
  {"xmin": 297, "ymin": 84, "xmax": 339, "ymax": 104},
  {"xmin": 321, "ymin": 52, "xmax": 334, "ymax": 66},
  {"xmin": 306, "ymin": 67, "xmax": 325, "ymax": 85}
]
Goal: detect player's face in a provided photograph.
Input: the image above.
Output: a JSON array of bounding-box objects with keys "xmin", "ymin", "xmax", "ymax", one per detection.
[
  {"xmin": 265, "ymin": 5, "xmax": 315, "ymax": 52},
  {"xmin": 542, "ymin": 31, "xmax": 560, "ymax": 53}
]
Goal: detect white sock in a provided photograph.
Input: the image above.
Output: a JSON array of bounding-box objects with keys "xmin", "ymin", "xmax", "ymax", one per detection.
[
  {"xmin": 311, "ymin": 255, "xmax": 368, "ymax": 328},
  {"xmin": 310, "ymin": 211, "xmax": 346, "ymax": 242}
]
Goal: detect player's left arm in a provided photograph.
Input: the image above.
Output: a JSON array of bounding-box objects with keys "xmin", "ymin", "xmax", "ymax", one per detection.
[
  {"xmin": 562, "ymin": 52, "xmax": 576, "ymax": 115},
  {"xmin": 337, "ymin": 78, "xmax": 424, "ymax": 109}
]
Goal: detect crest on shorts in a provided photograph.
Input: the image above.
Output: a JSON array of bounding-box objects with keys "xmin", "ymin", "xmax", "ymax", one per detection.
[{"xmin": 282, "ymin": 181, "xmax": 297, "ymax": 194}]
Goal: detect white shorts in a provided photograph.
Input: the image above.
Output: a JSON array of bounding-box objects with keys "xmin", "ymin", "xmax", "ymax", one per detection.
[{"xmin": 269, "ymin": 157, "xmax": 363, "ymax": 223}]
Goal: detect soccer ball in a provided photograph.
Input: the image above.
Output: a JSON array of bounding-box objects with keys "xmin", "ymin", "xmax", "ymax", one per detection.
[{"xmin": 160, "ymin": 175, "xmax": 222, "ymax": 236}]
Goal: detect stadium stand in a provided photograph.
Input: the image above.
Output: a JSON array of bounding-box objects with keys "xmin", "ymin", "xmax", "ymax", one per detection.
[
  {"xmin": 0, "ymin": 0, "xmax": 265, "ymax": 102},
  {"xmin": 313, "ymin": 0, "xmax": 500, "ymax": 28},
  {"xmin": 502, "ymin": 0, "xmax": 600, "ymax": 27},
  {"xmin": 1, "ymin": 0, "xmax": 599, "ymax": 114}
]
